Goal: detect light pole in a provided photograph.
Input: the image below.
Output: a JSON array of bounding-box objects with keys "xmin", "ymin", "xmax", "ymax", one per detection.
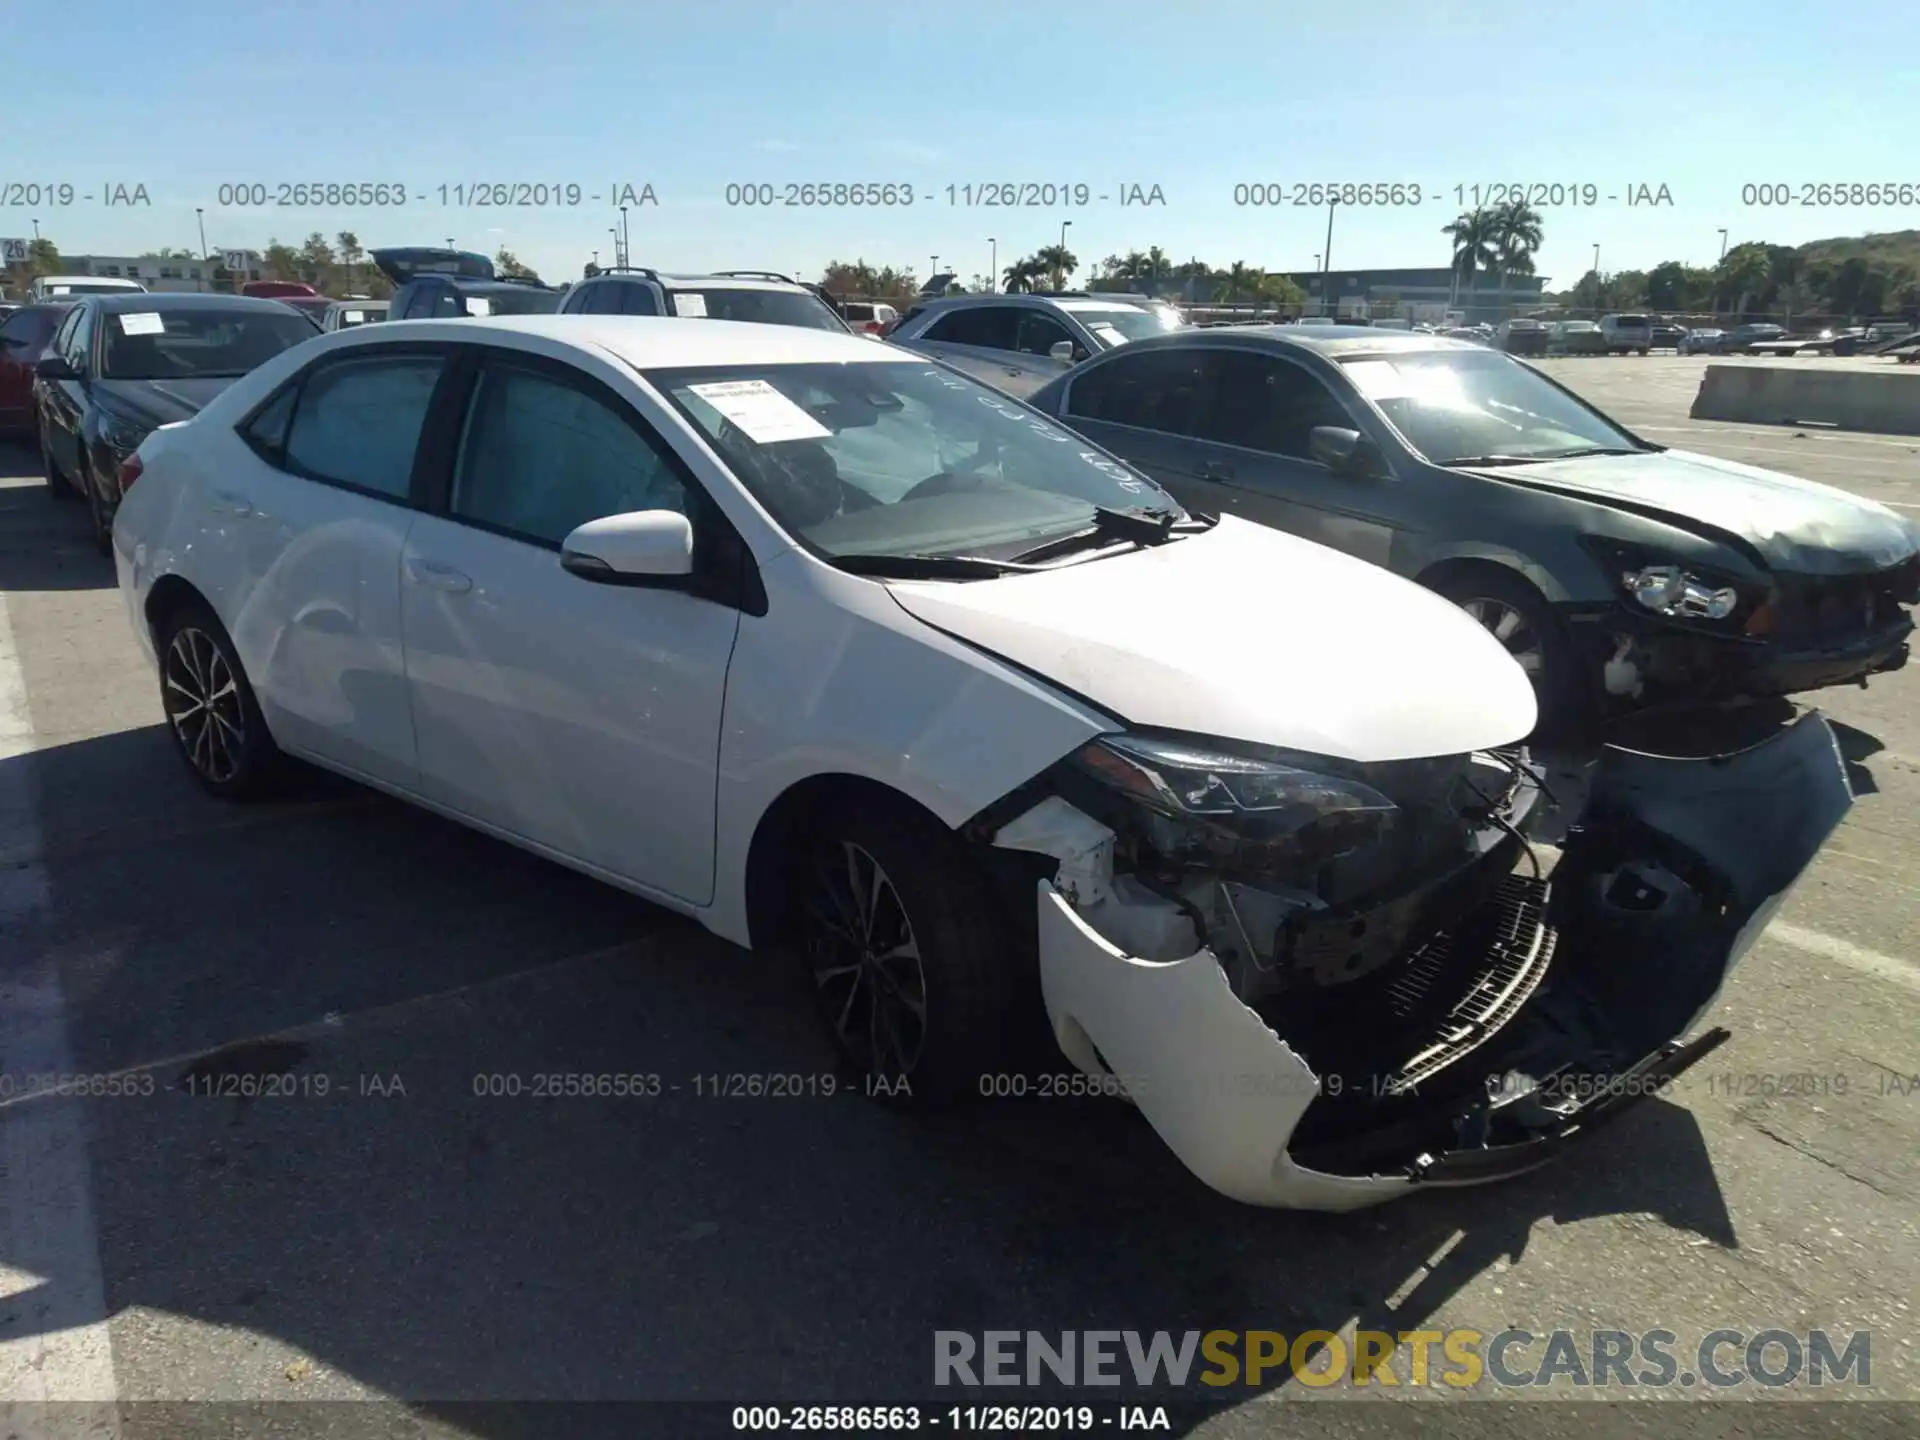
[
  {"xmin": 620, "ymin": 205, "xmax": 630, "ymax": 266},
  {"xmin": 1717, "ymin": 228, "xmax": 1728, "ymax": 262},
  {"xmin": 446, "ymin": 237, "xmax": 456, "ymax": 250},
  {"xmin": 930, "ymin": 255, "xmax": 940, "ymax": 286},
  {"xmin": 30, "ymin": 217, "xmax": 39, "ymax": 242},
  {"xmin": 592, "ymin": 250, "xmax": 599, "ymax": 268},
  {"xmin": 610, "ymin": 228, "xmax": 620, "ymax": 265},
  {"xmin": 1322, "ymin": 201, "xmax": 1335, "ymax": 274},
  {"xmin": 1059, "ymin": 220, "xmax": 1071, "ymax": 287},
  {"xmin": 195, "ymin": 207, "xmax": 208, "ymax": 259},
  {"xmin": 988, "ymin": 237, "xmax": 996, "ymax": 293}
]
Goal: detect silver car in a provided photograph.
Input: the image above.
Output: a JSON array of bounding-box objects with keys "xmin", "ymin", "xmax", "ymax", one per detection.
[
  {"xmin": 888, "ymin": 292, "xmax": 1188, "ymax": 398},
  {"xmin": 320, "ymin": 299, "xmax": 390, "ymax": 332}
]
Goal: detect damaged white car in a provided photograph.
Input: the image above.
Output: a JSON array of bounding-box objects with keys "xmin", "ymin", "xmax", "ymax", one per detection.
[{"xmin": 112, "ymin": 317, "xmax": 1855, "ymax": 1210}]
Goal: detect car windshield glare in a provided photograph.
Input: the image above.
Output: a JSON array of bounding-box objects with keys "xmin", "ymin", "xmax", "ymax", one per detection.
[
  {"xmin": 670, "ymin": 289, "xmax": 846, "ymax": 331},
  {"xmin": 650, "ymin": 360, "xmax": 1180, "ymax": 559},
  {"xmin": 1066, "ymin": 306, "xmax": 1189, "ymax": 343},
  {"xmin": 99, "ymin": 308, "xmax": 319, "ymax": 379},
  {"xmin": 1341, "ymin": 350, "xmax": 1639, "ymax": 465}
]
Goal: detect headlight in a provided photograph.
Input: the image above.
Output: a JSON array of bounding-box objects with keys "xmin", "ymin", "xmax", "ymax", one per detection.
[
  {"xmin": 1621, "ymin": 564, "xmax": 1740, "ymax": 620},
  {"xmin": 1067, "ymin": 734, "xmax": 1398, "ymax": 868}
]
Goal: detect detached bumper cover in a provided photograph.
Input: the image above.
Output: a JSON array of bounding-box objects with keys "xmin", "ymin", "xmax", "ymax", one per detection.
[{"xmin": 1020, "ymin": 713, "xmax": 1854, "ymax": 1210}]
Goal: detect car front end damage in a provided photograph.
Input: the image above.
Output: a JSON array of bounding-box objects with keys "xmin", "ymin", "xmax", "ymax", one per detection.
[
  {"xmin": 979, "ymin": 715, "xmax": 1852, "ymax": 1210},
  {"xmin": 1571, "ymin": 551, "xmax": 1918, "ymax": 716}
]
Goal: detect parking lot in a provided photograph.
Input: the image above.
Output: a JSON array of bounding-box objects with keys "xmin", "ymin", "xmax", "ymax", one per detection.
[{"xmin": 1, "ymin": 354, "xmax": 1917, "ymax": 1436}]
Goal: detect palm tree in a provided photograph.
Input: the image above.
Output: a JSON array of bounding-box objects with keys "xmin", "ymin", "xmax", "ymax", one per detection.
[
  {"xmin": 1442, "ymin": 208, "xmax": 1497, "ymax": 306},
  {"xmin": 1033, "ymin": 244, "xmax": 1077, "ymax": 289},
  {"xmin": 1002, "ymin": 257, "xmax": 1043, "ymax": 293},
  {"xmin": 1216, "ymin": 261, "xmax": 1260, "ymax": 303},
  {"xmin": 1489, "ymin": 201, "xmax": 1543, "ymax": 306}
]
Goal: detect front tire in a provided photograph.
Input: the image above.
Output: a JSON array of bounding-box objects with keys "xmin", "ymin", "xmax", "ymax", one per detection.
[
  {"xmin": 1429, "ymin": 568, "xmax": 1589, "ymax": 745},
  {"xmin": 154, "ymin": 600, "xmax": 285, "ymax": 799},
  {"xmin": 796, "ymin": 802, "xmax": 1025, "ymax": 1106}
]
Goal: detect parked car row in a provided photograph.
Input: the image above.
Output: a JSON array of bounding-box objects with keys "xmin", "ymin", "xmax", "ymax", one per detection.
[
  {"xmin": 12, "ymin": 250, "xmax": 1911, "ymax": 1213},
  {"xmin": 104, "ymin": 309, "xmax": 1874, "ymax": 1211}
]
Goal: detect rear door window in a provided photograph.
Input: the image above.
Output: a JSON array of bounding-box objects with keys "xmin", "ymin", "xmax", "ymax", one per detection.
[
  {"xmin": 1063, "ymin": 348, "xmax": 1214, "ymax": 436},
  {"xmin": 282, "ymin": 352, "xmax": 447, "ymax": 500},
  {"xmin": 922, "ymin": 306, "xmax": 1020, "ymax": 351}
]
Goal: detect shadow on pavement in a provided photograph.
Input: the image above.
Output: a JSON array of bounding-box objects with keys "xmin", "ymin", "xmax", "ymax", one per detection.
[
  {"xmin": 0, "ymin": 443, "xmax": 114, "ymax": 593},
  {"xmin": 0, "ymin": 727, "xmax": 1742, "ymax": 1432}
]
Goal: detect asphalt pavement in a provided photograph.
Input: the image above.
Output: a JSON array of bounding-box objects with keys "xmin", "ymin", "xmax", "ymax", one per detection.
[{"xmin": 0, "ymin": 355, "xmax": 1916, "ymax": 1438}]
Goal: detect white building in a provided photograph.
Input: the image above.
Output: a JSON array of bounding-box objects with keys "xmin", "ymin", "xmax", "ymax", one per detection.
[{"xmin": 57, "ymin": 253, "xmax": 265, "ymax": 293}]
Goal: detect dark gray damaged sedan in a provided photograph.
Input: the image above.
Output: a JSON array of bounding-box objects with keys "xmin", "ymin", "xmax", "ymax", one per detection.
[{"xmin": 1025, "ymin": 328, "xmax": 1919, "ymax": 738}]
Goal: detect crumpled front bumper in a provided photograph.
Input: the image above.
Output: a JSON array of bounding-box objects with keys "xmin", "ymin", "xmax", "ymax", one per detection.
[{"xmin": 1009, "ymin": 713, "xmax": 1854, "ymax": 1210}]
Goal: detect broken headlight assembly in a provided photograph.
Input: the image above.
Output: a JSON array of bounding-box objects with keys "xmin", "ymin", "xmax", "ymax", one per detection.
[
  {"xmin": 1585, "ymin": 539, "xmax": 1764, "ymax": 627},
  {"xmin": 1064, "ymin": 734, "xmax": 1400, "ymax": 872}
]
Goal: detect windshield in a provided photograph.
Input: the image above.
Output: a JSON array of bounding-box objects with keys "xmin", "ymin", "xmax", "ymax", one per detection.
[
  {"xmin": 650, "ymin": 360, "xmax": 1179, "ymax": 560},
  {"xmin": 1064, "ymin": 305, "xmax": 1188, "ymax": 345},
  {"xmin": 667, "ymin": 288, "xmax": 847, "ymax": 331},
  {"xmin": 99, "ymin": 307, "xmax": 318, "ymax": 379},
  {"xmin": 1341, "ymin": 349, "xmax": 1640, "ymax": 465}
]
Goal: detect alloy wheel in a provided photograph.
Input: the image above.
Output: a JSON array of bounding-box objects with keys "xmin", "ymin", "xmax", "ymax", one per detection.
[
  {"xmin": 163, "ymin": 627, "xmax": 247, "ymax": 784},
  {"xmin": 802, "ymin": 840, "xmax": 928, "ymax": 1081},
  {"xmin": 1459, "ymin": 596, "xmax": 1547, "ymax": 677}
]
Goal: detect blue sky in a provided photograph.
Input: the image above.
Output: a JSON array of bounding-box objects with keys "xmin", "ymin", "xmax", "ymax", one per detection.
[{"xmin": 10, "ymin": 0, "xmax": 1918, "ymax": 289}]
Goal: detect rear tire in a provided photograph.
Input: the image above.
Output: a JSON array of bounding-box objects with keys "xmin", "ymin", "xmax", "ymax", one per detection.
[
  {"xmin": 793, "ymin": 800, "xmax": 1026, "ymax": 1106},
  {"xmin": 153, "ymin": 599, "xmax": 286, "ymax": 800},
  {"xmin": 1428, "ymin": 567, "xmax": 1589, "ymax": 745}
]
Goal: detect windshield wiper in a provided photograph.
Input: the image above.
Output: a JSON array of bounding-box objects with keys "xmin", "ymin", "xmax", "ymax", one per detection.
[
  {"xmin": 1442, "ymin": 454, "xmax": 1551, "ymax": 468},
  {"xmin": 1535, "ymin": 445, "xmax": 1647, "ymax": 459},
  {"xmin": 1008, "ymin": 506, "xmax": 1212, "ymax": 565},
  {"xmin": 830, "ymin": 552, "xmax": 1038, "ymax": 580}
]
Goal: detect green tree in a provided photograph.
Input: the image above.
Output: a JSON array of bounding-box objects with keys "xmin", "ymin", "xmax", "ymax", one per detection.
[
  {"xmin": 1645, "ymin": 261, "xmax": 1690, "ymax": 310},
  {"xmin": 1442, "ymin": 208, "xmax": 1498, "ymax": 299},
  {"xmin": 1715, "ymin": 242, "xmax": 1772, "ymax": 315},
  {"xmin": 336, "ymin": 231, "xmax": 364, "ymax": 292},
  {"xmin": 1489, "ymin": 200, "xmax": 1544, "ymax": 298},
  {"xmin": 261, "ymin": 241, "xmax": 301, "ymax": 282},
  {"xmin": 296, "ymin": 232, "xmax": 336, "ymax": 289},
  {"xmin": 1002, "ymin": 256, "xmax": 1044, "ymax": 292},
  {"xmin": 494, "ymin": 248, "xmax": 535, "ymax": 278},
  {"xmin": 584, "ymin": 261, "xmax": 602, "ymax": 279},
  {"xmin": 1032, "ymin": 244, "xmax": 1077, "ymax": 289}
]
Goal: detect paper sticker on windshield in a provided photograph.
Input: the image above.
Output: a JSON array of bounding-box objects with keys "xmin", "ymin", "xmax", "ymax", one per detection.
[
  {"xmin": 1090, "ymin": 323, "xmax": 1130, "ymax": 347},
  {"xmin": 688, "ymin": 379, "xmax": 831, "ymax": 442},
  {"xmin": 674, "ymin": 293, "xmax": 708, "ymax": 318},
  {"xmin": 117, "ymin": 312, "xmax": 165, "ymax": 336},
  {"xmin": 464, "ymin": 297, "xmax": 492, "ymax": 317}
]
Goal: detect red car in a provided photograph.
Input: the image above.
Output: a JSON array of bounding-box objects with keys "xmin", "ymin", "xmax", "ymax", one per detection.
[
  {"xmin": 0, "ymin": 300, "xmax": 73, "ymax": 437},
  {"xmin": 240, "ymin": 280, "xmax": 318, "ymax": 299}
]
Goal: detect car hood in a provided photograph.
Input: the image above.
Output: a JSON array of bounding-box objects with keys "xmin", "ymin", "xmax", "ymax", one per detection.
[
  {"xmin": 92, "ymin": 377, "xmax": 237, "ymax": 429},
  {"xmin": 884, "ymin": 515, "xmax": 1538, "ymax": 763},
  {"xmin": 1478, "ymin": 449, "xmax": 1920, "ymax": 574}
]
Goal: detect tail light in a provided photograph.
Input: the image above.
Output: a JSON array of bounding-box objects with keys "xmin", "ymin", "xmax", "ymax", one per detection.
[
  {"xmin": 118, "ymin": 454, "xmax": 143, "ymax": 490},
  {"xmin": 861, "ymin": 320, "xmax": 882, "ymax": 334}
]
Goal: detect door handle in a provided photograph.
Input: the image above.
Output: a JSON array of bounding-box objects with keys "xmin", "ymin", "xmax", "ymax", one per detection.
[
  {"xmin": 209, "ymin": 489, "xmax": 254, "ymax": 516},
  {"xmin": 405, "ymin": 557, "xmax": 473, "ymax": 594},
  {"xmin": 1200, "ymin": 460, "xmax": 1235, "ymax": 482}
]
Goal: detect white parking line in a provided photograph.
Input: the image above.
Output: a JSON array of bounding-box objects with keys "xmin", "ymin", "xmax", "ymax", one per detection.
[
  {"xmin": 0, "ymin": 591, "xmax": 122, "ymax": 1430},
  {"xmin": 1764, "ymin": 920, "xmax": 1920, "ymax": 996}
]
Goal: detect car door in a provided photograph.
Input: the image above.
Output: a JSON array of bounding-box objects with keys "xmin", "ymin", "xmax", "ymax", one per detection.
[
  {"xmin": 0, "ymin": 308, "xmax": 56, "ymax": 432},
  {"xmin": 398, "ymin": 347, "xmax": 740, "ymax": 904},
  {"xmin": 1177, "ymin": 349, "xmax": 1398, "ymax": 566},
  {"xmin": 40, "ymin": 303, "xmax": 93, "ymax": 474},
  {"xmin": 1049, "ymin": 346, "xmax": 1221, "ymax": 512},
  {"xmin": 219, "ymin": 344, "xmax": 454, "ymax": 784}
]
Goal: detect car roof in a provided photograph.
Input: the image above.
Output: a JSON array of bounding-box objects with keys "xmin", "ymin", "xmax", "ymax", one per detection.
[
  {"xmin": 365, "ymin": 314, "xmax": 914, "ymax": 367},
  {"xmin": 37, "ymin": 274, "xmax": 143, "ymax": 285},
  {"xmin": 585, "ymin": 272, "xmax": 813, "ymax": 294},
  {"xmin": 1114, "ymin": 324, "xmax": 1490, "ymax": 359},
  {"xmin": 409, "ymin": 275, "xmax": 554, "ymax": 293},
  {"xmin": 81, "ymin": 291, "xmax": 305, "ymax": 313}
]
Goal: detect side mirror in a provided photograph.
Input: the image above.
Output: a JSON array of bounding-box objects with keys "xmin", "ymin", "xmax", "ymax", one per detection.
[
  {"xmin": 1049, "ymin": 340, "xmax": 1077, "ymax": 364},
  {"xmin": 36, "ymin": 355, "xmax": 78, "ymax": 381},
  {"xmin": 1309, "ymin": 425, "xmax": 1386, "ymax": 478},
  {"xmin": 560, "ymin": 509, "xmax": 694, "ymax": 584}
]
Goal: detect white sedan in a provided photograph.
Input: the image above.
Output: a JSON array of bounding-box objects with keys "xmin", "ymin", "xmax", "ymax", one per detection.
[{"xmin": 111, "ymin": 316, "xmax": 1851, "ymax": 1209}]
